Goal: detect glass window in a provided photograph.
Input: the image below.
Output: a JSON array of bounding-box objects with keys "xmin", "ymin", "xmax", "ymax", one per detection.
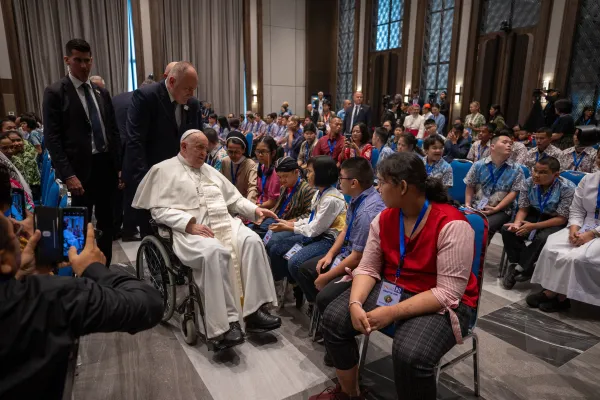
[
  {"xmin": 336, "ymin": 0, "xmax": 356, "ymax": 111},
  {"xmin": 127, "ymin": 0, "xmax": 137, "ymax": 92},
  {"xmin": 481, "ymin": 0, "xmax": 540, "ymax": 35},
  {"xmin": 372, "ymin": 0, "xmax": 404, "ymax": 51},
  {"xmin": 420, "ymin": 0, "xmax": 454, "ymax": 103}
]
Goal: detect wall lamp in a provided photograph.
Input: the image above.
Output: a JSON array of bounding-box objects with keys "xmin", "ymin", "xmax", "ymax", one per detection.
[
  {"xmin": 454, "ymin": 84, "xmax": 462, "ymax": 104},
  {"xmin": 252, "ymin": 86, "xmax": 258, "ymax": 103}
]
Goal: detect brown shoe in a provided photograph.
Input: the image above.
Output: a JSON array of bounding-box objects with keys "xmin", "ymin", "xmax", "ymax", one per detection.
[{"xmin": 308, "ymin": 384, "xmax": 365, "ymax": 400}]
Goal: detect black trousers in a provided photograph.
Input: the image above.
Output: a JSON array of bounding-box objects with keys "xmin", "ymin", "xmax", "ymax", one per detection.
[
  {"xmin": 123, "ymin": 183, "xmax": 152, "ymax": 238},
  {"xmin": 72, "ymin": 153, "xmax": 117, "ymax": 266},
  {"xmin": 322, "ymin": 281, "xmax": 472, "ymax": 400},
  {"xmin": 486, "ymin": 211, "xmax": 511, "ymax": 241},
  {"xmin": 501, "ymin": 212, "xmax": 565, "ymax": 276},
  {"xmin": 297, "ymin": 255, "xmax": 352, "ymax": 305},
  {"xmin": 113, "ymin": 187, "xmax": 124, "ymax": 237}
]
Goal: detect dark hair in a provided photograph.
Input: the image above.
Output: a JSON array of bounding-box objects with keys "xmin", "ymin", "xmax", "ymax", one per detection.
[
  {"xmin": 255, "ymin": 136, "xmax": 278, "ymax": 154},
  {"xmin": 374, "ymin": 127, "xmax": 389, "ymax": 144},
  {"xmin": 398, "ymin": 133, "xmax": 425, "ymax": 156},
  {"xmin": 303, "ymin": 122, "xmax": 317, "ymax": 133},
  {"xmin": 453, "ymin": 123, "xmax": 464, "ymax": 133},
  {"xmin": 268, "ymin": 112, "xmax": 277, "ymax": 120},
  {"xmin": 483, "ymin": 122, "xmax": 497, "ymax": 133},
  {"xmin": 490, "ymin": 104, "xmax": 503, "ymax": 117},
  {"xmin": 424, "ymin": 118, "xmax": 437, "ymax": 127},
  {"xmin": 307, "ymin": 156, "xmax": 339, "ymax": 187},
  {"xmin": 582, "ymin": 106, "xmax": 594, "ymax": 113},
  {"xmin": 217, "ymin": 115, "xmax": 230, "ymax": 130},
  {"xmin": 229, "ymin": 118, "xmax": 240, "ymax": 129},
  {"xmin": 0, "ymin": 164, "xmax": 11, "ymax": 207},
  {"xmin": 498, "ymin": 128, "xmax": 515, "ymax": 139},
  {"xmin": 323, "ymin": 99, "xmax": 331, "ymax": 106},
  {"xmin": 352, "ymin": 122, "xmax": 370, "ymax": 145},
  {"xmin": 536, "ymin": 156, "xmax": 560, "ymax": 173},
  {"xmin": 423, "ymin": 135, "xmax": 444, "ymax": 150},
  {"xmin": 203, "ymin": 128, "xmax": 219, "ymax": 144},
  {"xmin": 0, "ymin": 119, "xmax": 14, "ymax": 130},
  {"xmin": 141, "ymin": 79, "xmax": 155, "ymax": 86},
  {"xmin": 340, "ymin": 157, "xmax": 374, "ymax": 189},
  {"xmin": 432, "ymin": 103, "xmax": 441, "ymax": 109},
  {"xmin": 555, "ymin": 99, "xmax": 572, "ymax": 114},
  {"xmin": 513, "ymin": 123, "xmax": 522, "ymax": 131},
  {"xmin": 0, "ymin": 131, "xmax": 12, "ymax": 142},
  {"xmin": 20, "ymin": 115, "xmax": 36, "ymax": 130},
  {"xmin": 536, "ymin": 127, "xmax": 553, "ymax": 137},
  {"xmin": 377, "ymin": 152, "xmax": 449, "ymax": 203},
  {"xmin": 65, "ymin": 38, "xmax": 91, "ymax": 55},
  {"xmin": 209, "ymin": 113, "xmax": 218, "ymax": 120},
  {"xmin": 575, "ymin": 125, "xmax": 600, "ymax": 147}
]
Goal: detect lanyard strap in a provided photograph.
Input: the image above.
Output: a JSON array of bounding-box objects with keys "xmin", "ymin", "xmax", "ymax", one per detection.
[
  {"xmin": 309, "ymin": 187, "xmax": 331, "ymax": 223},
  {"xmin": 328, "ymin": 139, "xmax": 337, "ymax": 156},
  {"xmin": 535, "ymin": 151, "xmax": 547, "ymax": 163},
  {"xmin": 230, "ymin": 161, "xmax": 241, "ymax": 186},
  {"xmin": 572, "ymin": 151, "xmax": 585, "ymax": 171},
  {"xmin": 596, "ymin": 184, "xmax": 600, "ymax": 220},
  {"xmin": 278, "ymin": 178, "xmax": 301, "ymax": 218},
  {"xmin": 537, "ymin": 179, "xmax": 557, "ymax": 215},
  {"xmin": 425, "ymin": 159, "xmax": 435, "ymax": 176},
  {"xmin": 478, "ymin": 144, "xmax": 487, "ymax": 161},
  {"xmin": 343, "ymin": 194, "xmax": 368, "ymax": 248},
  {"xmin": 485, "ymin": 162, "xmax": 508, "ymax": 194},
  {"xmin": 396, "ymin": 199, "xmax": 429, "ymax": 280}
]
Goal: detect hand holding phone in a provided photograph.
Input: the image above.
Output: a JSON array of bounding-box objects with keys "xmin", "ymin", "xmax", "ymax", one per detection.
[{"xmin": 68, "ymin": 223, "xmax": 106, "ymax": 275}]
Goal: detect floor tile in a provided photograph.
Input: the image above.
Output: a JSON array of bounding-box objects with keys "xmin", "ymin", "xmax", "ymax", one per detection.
[
  {"xmin": 118, "ymin": 239, "xmax": 141, "ymax": 263},
  {"xmin": 478, "ymin": 303, "xmax": 599, "ymax": 367},
  {"xmin": 523, "ymin": 299, "xmax": 600, "ymax": 337}
]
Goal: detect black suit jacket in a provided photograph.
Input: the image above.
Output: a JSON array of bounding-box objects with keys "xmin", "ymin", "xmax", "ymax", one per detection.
[
  {"xmin": 310, "ymin": 109, "xmax": 319, "ymax": 125},
  {"xmin": 343, "ymin": 103, "xmax": 372, "ymax": 133},
  {"xmin": 123, "ymin": 80, "xmax": 200, "ymax": 185},
  {"xmin": 43, "ymin": 76, "xmax": 121, "ymax": 182},
  {"xmin": 112, "ymin": 91, "xmax": 134, "ymax": 146}
]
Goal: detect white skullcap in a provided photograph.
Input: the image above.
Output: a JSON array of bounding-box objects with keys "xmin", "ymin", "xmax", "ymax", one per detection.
[{"xmin": 180, "ymin": 129, "xmax": 202, "ymax": 143}]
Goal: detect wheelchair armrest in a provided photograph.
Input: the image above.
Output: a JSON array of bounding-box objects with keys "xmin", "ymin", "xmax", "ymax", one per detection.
[{"xmin": 149, "ymin": 219, "xmax": 174, "ymax": 242}]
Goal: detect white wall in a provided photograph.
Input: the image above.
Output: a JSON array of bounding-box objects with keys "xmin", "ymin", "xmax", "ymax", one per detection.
[{"xmin": 262, "ymin": 0, "xmax": 306, "ymax": 115}]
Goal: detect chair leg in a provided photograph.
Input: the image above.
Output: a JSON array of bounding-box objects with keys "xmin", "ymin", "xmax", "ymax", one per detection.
[
  {"xmin": 435, "ymin": 362, "xmax": 442, "ymax": 387},
  {"xmin": 357, "ymin": 334, "xmax": 370, "ymax": 374},
  {"xmin": 472, "ymin": 332, "xmax": 480, "ymax": 397},
  {"xmin": 498, "ymin": 249, "xmax": 506, "ymax": 278},
  {"xmin": 312, "ymin": 310, "xmax": 321, "ymax": 342},
  {"xmin": 278, "ymin": 278, "xmax": 288, "ymax": 311}
]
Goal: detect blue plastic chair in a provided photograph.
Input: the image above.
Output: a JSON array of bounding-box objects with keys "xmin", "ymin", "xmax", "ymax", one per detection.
[
  {"xmin": 43, "ymin": 169, "xmax": 56, "ymax": 205},
  {"xmin": 370, "ymin": 148, "xmax": 380, "ymax": 169},
  {"xmin": 449, "ymin": 159, "xmax": 473, "ymax": 204},
  {"xmin": 45, "ymin": 180, "xmax": 61, "ymax": 207},
  {"xmin": 357, "ymin": 208, "xmax": 488, "ymax": 397},
  {"xmin": 560, "ymin": 170, "xmax": 586, "ymax": 186},
  {"xmin": 417, "ymin": 139, "xmax": 424, "ymax": 148},
  {"xmin": 317, "ymin": 130, "xmax": 324, "ymax": 139},
  {"xmin": 593, "ymin": 143, "xmax": 599, "ymax": 150},
  {"xmin": 245, "ymin": 133, "xmax": 254, "ymax": 157}
]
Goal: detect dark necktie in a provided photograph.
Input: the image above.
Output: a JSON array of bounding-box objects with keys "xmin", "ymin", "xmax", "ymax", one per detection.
[{"xmin": 82, "ymin": 83, "xmax": 106, "ymax": 152}]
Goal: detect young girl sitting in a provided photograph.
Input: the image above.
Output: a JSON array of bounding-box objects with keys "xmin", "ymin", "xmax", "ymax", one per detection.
[{"xmin": 254, "ymin": 136, "xmax": 280, "ymax": 210}]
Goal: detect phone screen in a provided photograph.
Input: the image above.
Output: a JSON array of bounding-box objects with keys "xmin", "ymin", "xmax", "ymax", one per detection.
[
  {"xmin": 10, "ymin": 188, "xmax": 25, "ymax": 221},
  {"xmin": 35, "ymin": 207, "xmax": 61, "ymax": 265},
  {"xmin": 62, "ymin": 209, "xmax": 86, "ymax": 258}
]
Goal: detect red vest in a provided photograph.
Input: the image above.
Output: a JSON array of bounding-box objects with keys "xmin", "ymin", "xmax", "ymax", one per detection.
[{"xmin": 379, "ymin": 203, "xmax": 479, "ymax": 308}]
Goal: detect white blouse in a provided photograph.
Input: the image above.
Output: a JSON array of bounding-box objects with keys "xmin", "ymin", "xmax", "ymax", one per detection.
[{"xmin": 568, "ymin": 171, "xmax": 600, "ymax": 234}]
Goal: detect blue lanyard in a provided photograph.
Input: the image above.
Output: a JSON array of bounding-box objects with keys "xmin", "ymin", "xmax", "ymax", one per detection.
[
  {"xmin": 585, "ymin": 119, "xmax": 591, "ymax": 126},
  {"xmin": 209, "ymin": 146, "xmax": 222, "ymax": 167},
  {"xmin": 485, "ymin": 162, "xmax": 508, "ymax": 194},
  {"xmin": 537, "ymin": 179, "xmax": 557, "ymax": 214},
  {"xmin": 535, "ymin": 151, "xmax": 547, "ymax": 163},
  {"xmin": 595, "ymin": 185, "xmax": 600, "ymax": 220},
  {"xmin": 328, "ymin": 139, "xmax": 337, "ymax": 155},
  {"xmin": 278, "ymin": 178, "xmax": 301, "ymax": 218},
  {"xmin": 341, "ymin": 194, "xmax": 367, "ymax": 252},
  {"xmin": 477, "ymin": 144, "xmax": 488, "ymax": 161},
  {"xmin": 309, "ymin": 187, "xmax": 330, "ymax": 223},
  {"xmin": 425, "ymin": 159, "xmax": 435, "ymax": 176},
  {"xmin": 572, "ymin": 151, "xmax": 585, "ymax": 171},
  {"xmin": 396, "ymin": 199, "xmax": 430, "ymax": 280},
  {"xmin": 304, "ymin": 142, "xmax": 310, "ymax": 162},
  {"xmin": 230, "ymin": 161, "xmax": 240, "ymax": 185},
  {"xmin": 259, "ymin": 165, "xmax": 268, "ymax": 203}
]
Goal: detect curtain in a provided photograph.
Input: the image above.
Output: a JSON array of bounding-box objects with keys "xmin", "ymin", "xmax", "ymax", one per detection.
[
  {"xmin": 152, "ymin": 0, "xmax": 244, "ymax": 115},
  {"xmin": 11, "ymin": 0, "xmax": 128, "ymax": 115}
]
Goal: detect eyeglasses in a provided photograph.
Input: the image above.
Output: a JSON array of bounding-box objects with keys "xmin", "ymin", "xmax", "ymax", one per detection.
[
  {"xmin": 255, "ymin": 150, "xmax": 271, "ymax": 155},
  {"xmin": 338, "ymin": 177, "xmax": 355, "ymax": 183}
]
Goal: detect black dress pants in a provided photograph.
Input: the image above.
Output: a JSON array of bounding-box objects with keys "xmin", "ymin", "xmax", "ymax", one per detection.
[
  {"xmin": 297, "ymin": 255, "xmax": 352, "ymax": 308},
  {"xmin": 72, "ymin": 153, "xmax": 117, "ymax": 266}
]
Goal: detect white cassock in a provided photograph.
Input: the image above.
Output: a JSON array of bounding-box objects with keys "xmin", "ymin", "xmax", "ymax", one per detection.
[
  {"xmin": 532, "ymin": 171, "xmax": 600, "ymax": 306},
  {"xmin": 133, "ymin": 154, "xmax": 277, "ymax": 338}
]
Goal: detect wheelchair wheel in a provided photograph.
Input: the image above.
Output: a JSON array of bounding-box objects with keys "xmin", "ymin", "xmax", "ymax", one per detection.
[
  {"xmin": 136, "ymin": 236, "xmax": 176, "ymax": 322},
  {"xmin": 182, "ymin": 318, "xmax": 197, "ymax": 346}
]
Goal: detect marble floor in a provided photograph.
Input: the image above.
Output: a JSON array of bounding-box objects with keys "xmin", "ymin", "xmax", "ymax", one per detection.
[{"xmin": 72, "ymin": 235, "xmax": 600, "ymax": 400}]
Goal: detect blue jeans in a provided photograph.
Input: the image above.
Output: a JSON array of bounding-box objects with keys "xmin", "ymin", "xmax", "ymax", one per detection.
[
  {"xmin": 252, "ymin": 217, "xmax": 276, "ymax": 239},
  {"xmin": 269, "ymin": 234, "xmax": 335, "ymax": 282}
]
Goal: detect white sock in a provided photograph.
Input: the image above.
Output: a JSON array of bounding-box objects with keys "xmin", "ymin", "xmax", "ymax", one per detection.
[{"xmin": 515, "ymin": 264, "xmax": 524, "ymax": 272}]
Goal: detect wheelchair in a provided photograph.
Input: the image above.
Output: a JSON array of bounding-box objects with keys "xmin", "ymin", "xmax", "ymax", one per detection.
[{"xmin": 135, "ymin": 220, "xmax": 219, "ymax": 351}]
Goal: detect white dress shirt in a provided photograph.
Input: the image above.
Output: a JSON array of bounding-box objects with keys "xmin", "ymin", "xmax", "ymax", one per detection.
[{"xmin": 68, "ymin": 73, "xmax": 108, "ymax": 154}]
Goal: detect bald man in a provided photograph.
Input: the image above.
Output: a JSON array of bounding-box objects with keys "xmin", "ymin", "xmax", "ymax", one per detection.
[
  {"xmin": 133, "ymin": 129, "xmax": 281, "ymax": 348},
  {"xmin": 163, "ymin": 61, "xmax": 178, "ymax": 78},
  {"xmin": 123, "ymin": 61, "xmax": 201, "ymax": 236}
]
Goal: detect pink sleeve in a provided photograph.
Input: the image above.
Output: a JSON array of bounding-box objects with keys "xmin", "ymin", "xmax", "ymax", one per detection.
[
  {"xmin": 351, "ymin": 213, "xmax": 383, "ymax": 280},
  {"xmin": 266, "ymin": 173, "xmax": 280, "ymax": 200},
  {"xmin": 430, "ymin": 220, "xmax": 474, "ymax": 310}
]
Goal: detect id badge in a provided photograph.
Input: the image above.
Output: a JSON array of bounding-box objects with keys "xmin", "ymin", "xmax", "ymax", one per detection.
[
  {"xmin": 527, "ymin": 229, "xmax": 537, "ymax": 242},
  {"xmin": 376, "ymin": 281, "xmax": 403, "ymax": 307},
  {"xmin": 477, "ymin": 197, "xmax": 489, "ymax": 210},
  {"xmin": 284, "ymin": 243, "xmax": 304, "ymax": 260},
  {"xmin": 331, "ymin": 255, "xmax": 344, "ymax": 269},
  {"xmin": 263, "ymin": 230, "xmax": 273, "ymax": 245},
  {"xmin": 580, "ymin": 221, "xmax": 600, "ymax": 233}
]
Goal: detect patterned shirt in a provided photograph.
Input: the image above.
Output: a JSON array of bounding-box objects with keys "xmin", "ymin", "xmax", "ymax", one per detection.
[
  {"xmin": 466, "ymin": 140, "xmax": 491, "ymax": 162},
  {"xmin": 297, "ymin": 139, "xmax": 318, "ymax": 165},
  {"xmin": 28, "ymin": 129, "xmax": 43, "ymax": 147},
  {"xmin": 518, "ymin": 176, "xmax": 575, "ymax": 219},
  {"xmin": 464, "ymin": 112, "xmax": 486, "ymax": 129},
  {"xmin": 422, "ymin": 156, "xmax": 453, "ymax": 187},
  {"xmin": 510, "ymin": 140, "xmax": 528, "ymax": 163},
  {"xmin": 559, "ymin": 146, "xmax": 598, "ymax": 173},
  {"xmin": 343, "ymin": 186, "xmax": 386, "ymax": 255},
  {"xmin": 518, "ymin": 145, "xmax": 563, "ymax": 173},
  {"xmin": 11, "ymin": 141, "xmax": 41, "ymax": 186},
  {"xmin": 376, "ymin": 145, "xmax": 396, "ymax": 166},
  {"xmin": 265, "ymin": 122, "xmax": 278, "ymax": 137},
  {"xmin": 272, "ymin": 179, "xmax": 316, "ymax": 221},
  {"xmin": 464, "ymin": 156, "xmax": 526, "ymax": 214}
]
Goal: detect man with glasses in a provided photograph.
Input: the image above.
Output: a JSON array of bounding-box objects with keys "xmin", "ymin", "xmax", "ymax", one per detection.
[{"xmin": 221, "ymin": 131, "xmax": 258, "ymax": 202}]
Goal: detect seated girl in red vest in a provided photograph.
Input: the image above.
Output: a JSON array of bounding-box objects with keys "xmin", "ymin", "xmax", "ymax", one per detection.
[{"xmin": 309, "ymin": 152, "xmax": 478, "ymax": 400}]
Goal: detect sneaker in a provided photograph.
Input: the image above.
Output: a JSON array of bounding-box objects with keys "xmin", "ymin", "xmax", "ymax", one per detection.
[
  {"xmin": 539, "ymin": 297, "xmax": 571, "ymax": 313},
  {"xmin": 309, "ymin": 384, "xmax": 364, "ymax": 400},
  {"xmin": 502, "ymin": 263, "xmax": 518, "ymax": 290},
  {"xmin": 526, "ymin": 290, "xmax": 553, "ymax": 308}
]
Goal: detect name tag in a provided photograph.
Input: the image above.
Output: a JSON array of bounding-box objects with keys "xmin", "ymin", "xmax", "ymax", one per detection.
[
  {"xmin": 477, "ymin": 197, "xmax": 489, "ymax": 210},
  {"xmin": 580, "ymin": 222, "xmax": 600, "ymax": 233},
  {"xmin": 332, "ymin": 255, "xmax": 344, "ymax": 269},
  {"xmin": 528, "ymin": 229, "xmax": 537, "ymax": 242},
  {"xmin": 284, "ymin": 243, "xmax": 304, "ymax": 260},
  {"xmin": 376, "ymin": 281, "xmax": 403, "ymax": 307},
  {"xmin": 263, "ymin": 230, "xmax": 273, "ymax": 245}
]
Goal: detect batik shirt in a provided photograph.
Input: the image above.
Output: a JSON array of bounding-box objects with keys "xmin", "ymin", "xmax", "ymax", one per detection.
[
  {"xmin": 518, "ymin": 176, "xmax": 575, "ymax": 218},
  {"xmin": 466, "ymin": 140, "xmax": 491, "ymax": 162},
  {"xmin": 518, "ymin": 145, "xmax": 563, "ymax": 172},
  {"xmin": 422, "ymin": 156, "xmax": 453, "ymax": 187},
  {"xmin": 11, "ymin": 141, "xmax": 40, "ymax": 186},
  {"xmin": 559, "ymin": 146, "xmax": 598, "ymax": 173}
]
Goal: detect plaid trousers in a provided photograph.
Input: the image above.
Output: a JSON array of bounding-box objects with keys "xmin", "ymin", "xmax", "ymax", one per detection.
[{"xmin": 322, "ymin": 280, "xmax": 472, "ymax": 400}]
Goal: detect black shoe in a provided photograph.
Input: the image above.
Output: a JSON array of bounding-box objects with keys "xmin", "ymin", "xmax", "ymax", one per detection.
[
  {"xmin": 539, "ymin": 297, "xmax": 571, "ymax": 313},
  {"xmin": 502, "ymin": 264, "xmax": 518, "ymax": 290},
  {"xmin": 294, "ymin": 286, "xmax": 305, "ymax": 309},
  {"xmin": 220, "ymin": 322, "xmax": 245, "ymax": 348},
  {"xmin": 122, "ymin": 233, "xmax": 142, "ymax": 242},
  {"xmin": 526, "ymin": 290, "xmax": 553, "ymax": 308},
  {"xmin": 244, "ymin": 308, "xmax": 282, "ymax": 333},
  {"xmin": 323, "ymin": 351, "xmax": 333, "ymax": 367},
  {"xmin": 514, "ymin": 272, "xmax": 532, "ymax": 282}
]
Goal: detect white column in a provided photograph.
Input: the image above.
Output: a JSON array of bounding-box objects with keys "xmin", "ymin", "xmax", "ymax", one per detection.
[
  {"xmin": 139, "ymin": 0, "xmax": 153, "ymax": 78},
  {"xmin": 356, "ymin": 0, "xmax": 366, "ymax": 92},
  {"xmin": 404, "ymin": 0, "xmax": 419, "ymax": 94},
  {"xmin": 542, "ymin": 0, "xmax": 566, "ymax": 89},
  {"xmin": 451, "ymin": 0, "xmax": 472, "ymax": 120}
]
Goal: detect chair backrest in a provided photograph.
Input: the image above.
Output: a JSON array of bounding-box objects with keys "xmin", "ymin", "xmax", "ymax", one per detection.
[
  {"xmin": 318, "ymin": 130, "xmax": 324, "ymax": 139},
  {"xmin": 417, "ymin": 139, "xmax": 424, "ymax": 148},
  {"xmin": 45, "ymin": 180, "xmax": 61, "ymax": 207},
  {"xmin": 44, "ymin": 169, "xmax": 56, "ymax": 204},
  {"xmin": 560, "ymin": 170, "xmax": 586, "ymax": 186},
  {"xmin": 520, "ymin": 164, "xmax": 530, "ymax": 179},
  {"xmin": 371, "ymin": 148, "xmax": 380, "ymax": 169},
  {"xmin": 593, "ymin": 143, "xmax": 599, "ymax": 150},
  {"xmin": 449, "ymin": 159, "xmax": 473, "ymax": 204},
  {"xmin": 245, "ymin": 133, "xmax": 254, "ymax": 157}
]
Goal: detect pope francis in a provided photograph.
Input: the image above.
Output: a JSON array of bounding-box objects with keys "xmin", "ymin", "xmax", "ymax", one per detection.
[{"xmin": 133, "ymin": 129, "xmax": 281, "ymax": 348}]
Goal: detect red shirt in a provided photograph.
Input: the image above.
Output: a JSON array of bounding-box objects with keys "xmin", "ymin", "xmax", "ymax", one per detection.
[
  {"xmin": 378, "ymin": 203, "xmax": 479, "ymax": 308},
  {"xmin": 312, "ymin": 134, "xmax": 345, "ymax": 160}
]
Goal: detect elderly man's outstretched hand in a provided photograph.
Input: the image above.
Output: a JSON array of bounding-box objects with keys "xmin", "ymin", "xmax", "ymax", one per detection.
[{"xmin": 255, "ymin": 207, "xmax": 278, "ymax": 222}]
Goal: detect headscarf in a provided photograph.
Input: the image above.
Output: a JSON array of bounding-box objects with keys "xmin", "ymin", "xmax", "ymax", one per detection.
[{"xmin": 274, "ymin": 156, "xmax": 300, "ymax": 172}]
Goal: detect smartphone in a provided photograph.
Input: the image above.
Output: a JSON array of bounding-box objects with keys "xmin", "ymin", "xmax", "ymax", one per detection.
[
  {"xmin": 34, "ymin": 206, "xmax": 61, "ymax": 265},
  {"xmin": 10, "ymin": 188, "xmax": 26, "ymax": 221},
  {"xmin": 60, "ymin": 207, "xmax": 88, "ymax": 261}
]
